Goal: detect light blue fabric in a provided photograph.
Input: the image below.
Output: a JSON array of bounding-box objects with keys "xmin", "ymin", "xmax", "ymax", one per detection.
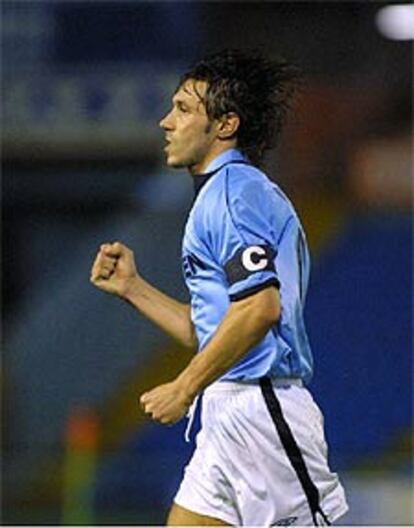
[{"xmin": 182, "ymin": 149, "xmax": 313, "ymax": 383}]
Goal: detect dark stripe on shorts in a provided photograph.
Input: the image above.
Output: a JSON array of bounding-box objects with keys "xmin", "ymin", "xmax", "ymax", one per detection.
[{"xmin": 259, "ymin": 377, "xmax": 330, "ymax": 526}]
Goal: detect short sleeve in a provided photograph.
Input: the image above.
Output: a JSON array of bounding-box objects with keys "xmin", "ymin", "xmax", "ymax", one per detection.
[{"xmin": 210, "ymin": 172, "xmax": 282, "ymax": 301}]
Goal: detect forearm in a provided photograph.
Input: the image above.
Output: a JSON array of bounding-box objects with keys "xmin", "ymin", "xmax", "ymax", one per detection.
[
  {"xmin": 123, "ymin": 277, "xmax": 197, "ymax": 350},
  {"xmin": 177, "ymin": 288, "xmax": 279, "ymax": 396},
  {"xmin": 139, "ymin": 288, "xmax": 279, "ymax": 425}
]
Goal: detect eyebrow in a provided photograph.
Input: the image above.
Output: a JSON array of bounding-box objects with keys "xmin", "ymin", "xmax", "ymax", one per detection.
[
  {"xmin": 172, "ymin": 92, "xmax": 206, "ymax": 115},
  {"xmin": 172, "ymin": 97, "xmax": 191, "ymax": 109}
]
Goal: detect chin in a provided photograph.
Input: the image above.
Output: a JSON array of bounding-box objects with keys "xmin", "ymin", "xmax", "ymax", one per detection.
[
  {"xmin": 166, "ymin": 159, "xmax": 183, "ymax": 169},
  {"xmin": 166, "ymin": 154, "xmax": 187, "ymax": 169}
]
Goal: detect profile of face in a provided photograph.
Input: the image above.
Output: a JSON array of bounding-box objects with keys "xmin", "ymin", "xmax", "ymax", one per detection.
[{"xmin": 159, "ymin": 79, "xmax": 219, "ymax": 174}]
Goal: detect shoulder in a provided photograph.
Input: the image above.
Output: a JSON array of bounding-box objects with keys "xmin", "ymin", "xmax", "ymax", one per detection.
[
  {"xmin": 225, "ymin": 164, "xmax": 294, "ymax": 223},
  {"xmin": 190, "ymin": 161, "xmax": 296, "ymax": 234},
  {"xmin": 226, "ymin": 164, "xmax": 272, "ymax": 198}
]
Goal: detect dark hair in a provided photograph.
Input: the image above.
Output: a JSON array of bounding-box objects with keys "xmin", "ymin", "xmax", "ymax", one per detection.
[{"xmin": 178, "ymin": 49, "xmax": 301, "ymax": 166}]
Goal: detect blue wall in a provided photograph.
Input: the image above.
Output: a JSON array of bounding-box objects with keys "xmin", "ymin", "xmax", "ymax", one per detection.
[{"xmin": 308, "ymin": 212, "xmax": 412, "ymax": 468}]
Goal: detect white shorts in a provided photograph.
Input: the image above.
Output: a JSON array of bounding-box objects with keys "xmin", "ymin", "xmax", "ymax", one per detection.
[{"xmin": 174, "ymin": 378, "xmax": 348, "ymax": 526}]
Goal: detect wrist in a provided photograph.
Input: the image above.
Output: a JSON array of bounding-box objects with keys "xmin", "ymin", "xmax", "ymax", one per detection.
[
  {"xmin": 176, "ymin": 377, "xmax": 197, "ymax": 407},
  {"xmin": 121, "ymin": 275, "xmax": 145, "ymax": 301},
  {"xmin": 176, "ymin": 358, "xmax": 205, "ymax": 401}
]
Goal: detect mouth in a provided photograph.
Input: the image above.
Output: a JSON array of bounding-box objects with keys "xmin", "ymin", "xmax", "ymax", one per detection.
[{"xmin": 164, "ymin": 138, "xmax": 173, "ymax": 153}]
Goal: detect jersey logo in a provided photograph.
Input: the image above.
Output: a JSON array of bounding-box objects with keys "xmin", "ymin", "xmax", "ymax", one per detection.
[
  {"xmin": 182, "ymin": 252, "xmax": 206, "ymax": 279},
  {"xmin": 224, "ymin": 244, "xmax": 276, "ymax": 285},
  {"xmin": 271, "ymin": 516, "xmax": 298, "ymax": 526}
]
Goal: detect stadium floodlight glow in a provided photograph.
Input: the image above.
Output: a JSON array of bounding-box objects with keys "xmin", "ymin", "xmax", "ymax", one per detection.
[{"xmin": 375, "ymin": 4, "xmax": 414, "ymax": 40}]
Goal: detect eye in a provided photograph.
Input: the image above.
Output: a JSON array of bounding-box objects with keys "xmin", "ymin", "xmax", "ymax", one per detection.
[{"xmin": 177, "ymin": 102, "xmax": 189, "ymax": 113}]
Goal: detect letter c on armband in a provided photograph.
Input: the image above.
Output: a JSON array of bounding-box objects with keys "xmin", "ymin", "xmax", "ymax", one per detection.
[
  {"xmin": 242, "ymin": 246, "xmax": 268, "ymax": 271},
  {"xmin": 224, "ymin": 244, "xmax": 276, "ymax": 285}
]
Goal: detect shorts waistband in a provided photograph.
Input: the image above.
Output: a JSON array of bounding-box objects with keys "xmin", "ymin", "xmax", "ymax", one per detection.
[{"xmin": 204, "ymin": 377, "xmax": 303, "ymax": 395}]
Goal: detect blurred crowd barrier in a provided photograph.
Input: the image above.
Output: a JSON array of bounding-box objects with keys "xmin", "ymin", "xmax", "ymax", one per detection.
[{"xmin": 4, "ymin": 69, "xmax": 178, "ymax": 160}]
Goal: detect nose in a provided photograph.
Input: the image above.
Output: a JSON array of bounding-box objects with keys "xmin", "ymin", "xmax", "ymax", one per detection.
[{"xmin": 159, "ymin": 110, "xmax": 174, "ymax": 131}]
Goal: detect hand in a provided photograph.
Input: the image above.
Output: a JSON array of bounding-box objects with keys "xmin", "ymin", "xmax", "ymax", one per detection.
[
  {"xmin": 140, "ymin": 379, "xmax": 194, "ymax": 425},
  {"xmin": 90, "ymin": 241, "xmax": 139, "ymax": 298}
]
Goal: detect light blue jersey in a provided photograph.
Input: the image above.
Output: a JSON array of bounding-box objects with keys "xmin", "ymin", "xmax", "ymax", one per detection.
[{"xmin": 182, "ymin": 149, "xmax": 313, "ymax": 383}]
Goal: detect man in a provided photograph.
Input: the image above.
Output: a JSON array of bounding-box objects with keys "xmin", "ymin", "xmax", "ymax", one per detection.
[{"xmin": 90, "ymin": 50, "xmax": 348, "ymax": 526}]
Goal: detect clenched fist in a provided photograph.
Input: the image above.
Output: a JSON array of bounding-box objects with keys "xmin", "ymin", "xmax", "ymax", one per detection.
[
  {"xmin": 90, "ymin": 241, "xmax": 139, "ymax": 298},
  {"xmin": 140, "ymin": 379, "xmax": 194, "ymax": 425}
]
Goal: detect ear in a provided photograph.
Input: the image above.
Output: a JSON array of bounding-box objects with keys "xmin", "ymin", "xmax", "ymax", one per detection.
[{"xmin": 217, "ymin": 112, "xmax": 240, "ymax": 140}]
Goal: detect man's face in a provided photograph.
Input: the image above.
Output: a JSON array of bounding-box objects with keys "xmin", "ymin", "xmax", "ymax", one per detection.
[{"xmin": 159, "ymin": 80, "xmax": 218, "ymax": 173}]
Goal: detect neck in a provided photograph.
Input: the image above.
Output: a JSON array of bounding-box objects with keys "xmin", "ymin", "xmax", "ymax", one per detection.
[{"xmin": 188, "ymin": 141, "xmax": 237, "ymax": 176}]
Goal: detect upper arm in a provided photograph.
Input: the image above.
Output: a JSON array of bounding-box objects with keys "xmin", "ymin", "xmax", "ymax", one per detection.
[
  {"xmin": 205, "ymin": 172, "xmax": 287, "ymax": 302},
  {"xmin": 230, "ymin": 283, "xmax": 281, "ymax": 325}
]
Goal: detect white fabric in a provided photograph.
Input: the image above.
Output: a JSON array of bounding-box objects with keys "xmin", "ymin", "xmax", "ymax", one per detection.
[
  {"xmin": 184, "ymin": 394, "xmax": 200, "ymax": 443},
  {"xmin": 174, "ymin": 381, "xmax": 348, "ymax": 526}
]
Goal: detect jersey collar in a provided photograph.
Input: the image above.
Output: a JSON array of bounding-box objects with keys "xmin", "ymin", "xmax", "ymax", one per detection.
[{"xmin": 192, "ymin": 149, "xmax": 248, "ymax": 197}]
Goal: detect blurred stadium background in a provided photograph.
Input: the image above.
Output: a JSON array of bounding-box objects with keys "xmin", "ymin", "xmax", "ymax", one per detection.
[{"xmin": 2, "ymin": 1, "xmax": 412, "ymax": 525}]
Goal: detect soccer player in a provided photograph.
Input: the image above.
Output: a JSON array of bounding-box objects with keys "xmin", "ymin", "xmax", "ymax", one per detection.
[{"xmin": 90, "ymin": 49, "xmax": 348, "ymax": 526}]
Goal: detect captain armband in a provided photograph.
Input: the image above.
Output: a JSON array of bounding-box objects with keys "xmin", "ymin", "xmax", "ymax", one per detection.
[{"xmin": 224, "ymin": 245, "xmax": 280, "ymax": 287}]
